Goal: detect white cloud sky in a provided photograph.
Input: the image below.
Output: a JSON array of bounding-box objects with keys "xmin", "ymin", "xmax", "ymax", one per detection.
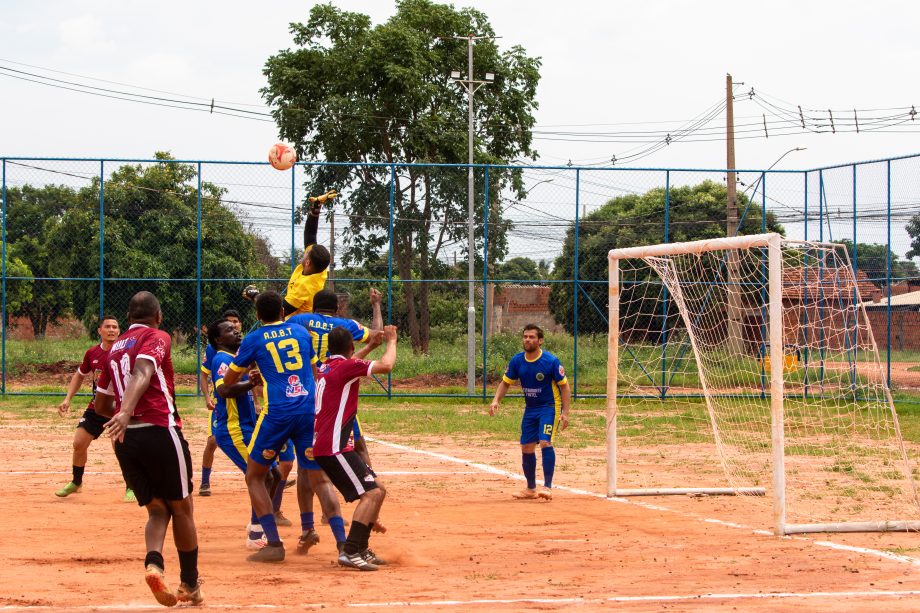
[{"xmin": 0, "ymin": 0, "xmax": 917, "ymax": 260}]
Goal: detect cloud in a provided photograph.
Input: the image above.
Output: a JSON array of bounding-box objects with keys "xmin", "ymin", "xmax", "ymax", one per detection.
[{"xmin": 59, "ymin": 15, "xmax": 113, "ymax": 53}]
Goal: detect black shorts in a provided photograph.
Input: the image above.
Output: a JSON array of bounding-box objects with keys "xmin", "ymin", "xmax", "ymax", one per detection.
[
  {"xmin": 76, "ymin": 408, "xmax": 108, "ymax": 439},
  {"xmin": 114, "ymin": 425, "xmax": 193, "ymax": 507},
  {"xmin": 315, "ymin": 451, "xmax": 378, "ymax": 503}
]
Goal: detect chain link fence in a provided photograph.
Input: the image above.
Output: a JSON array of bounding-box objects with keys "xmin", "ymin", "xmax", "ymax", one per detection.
[{"xmin": 2, "ymin": 155, "xmax": 918, "ymax": 398}]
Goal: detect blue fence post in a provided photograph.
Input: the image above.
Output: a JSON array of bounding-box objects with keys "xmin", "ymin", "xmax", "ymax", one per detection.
[
  {"xmin": 886, "ymin": 160, "xmax": 892, "ymax": 387},
  {"xmin": 573, "ymin": 169, "xmax": 580, "ymax": 400},
  {"xmin": 196, "ymin": 162, "xmax": 202, "ymax": 398},
  {"xmin": 661, "ymin": 170, "xmax": 669, "ymax": 399},
  {"xmin": 1, "ymin": 159, "xmax": 6, "ymax": 395},
  {"xmin": 851, "ymin": 164, "xmax": 858, "ymax": 391},
  {"xmin": 291, "ymin": 164, "xmax": 297, "ymax": 272},
  {"xmin": 481, "ymin": 166, "xmax": 489, "ymax": 401},
  {"xmin": 99, "ymin": 161, "xmax": 105, "ymax": 320},
  {"xmin": 803, "ymin": 171, "xmax": 810, "ymax": 397},
  {"xmin": 387, "ymin": 164, "xmax": 395, "ymax": 400}
]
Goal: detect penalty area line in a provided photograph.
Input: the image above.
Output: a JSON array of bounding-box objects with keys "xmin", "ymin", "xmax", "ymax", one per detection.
[{"xmin": 365, "ymin": 436, "xmax": 920, "ymax": 568}]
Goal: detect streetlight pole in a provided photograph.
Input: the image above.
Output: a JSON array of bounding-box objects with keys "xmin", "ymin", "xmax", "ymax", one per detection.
[{"xmin": 451, "ymin": 34, "xmax": 495, "ymax": 395}]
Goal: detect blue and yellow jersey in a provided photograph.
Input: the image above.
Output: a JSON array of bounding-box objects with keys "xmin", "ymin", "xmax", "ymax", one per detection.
[
  {"xmin": 230, "ymin": 321, "xmax": 316, "ymax": 416},
  {"xmin": 503, "ymin": 350, "xmax": 569, "ymax": 411},
  {"xmin": 200, "ymin": 343, "xmax": 216, "ymax": 375},
  {"xmin": 211, "ymin": 350, "xmax": 257, "ymax": 434},
  {"xmin": 286, "ymin": 313, "xmax": 370, "ymax": 365}
]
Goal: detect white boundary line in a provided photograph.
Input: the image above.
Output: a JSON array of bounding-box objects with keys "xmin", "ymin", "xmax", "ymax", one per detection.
[
  {"xmin": 2, "ymin": 590, "xmax": 920, "ymax": 610},
  {"xmin": 0, "ymin": 470, "xmax": 478, "ymax": 476},
  {"xmin": 365, "ymin": 436, "xmax": 920, "ymax": 567}
]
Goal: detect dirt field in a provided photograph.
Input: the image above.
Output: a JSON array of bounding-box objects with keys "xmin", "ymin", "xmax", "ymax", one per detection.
[{"xmin": 1, "ymin": 412, "xmax": 918, "ymax": 612}]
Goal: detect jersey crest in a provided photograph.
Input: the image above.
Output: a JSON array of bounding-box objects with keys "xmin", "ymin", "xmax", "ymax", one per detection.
[{"xmin": 285, "ymin": 374, "xmax": 309, "ymax": 398}]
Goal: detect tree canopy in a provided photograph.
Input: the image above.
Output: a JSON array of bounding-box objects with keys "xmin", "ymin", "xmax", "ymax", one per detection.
[
  {"xmin": 549, "ymin": 180, "xmax": 784, "ymax": 334},
  {"xmin": 834, "ymin": 239, "xmax": 918, "ymax": 285},
  {"xmin": 261, "ymin": 0, "xmax": 541, "ymax": 351}
]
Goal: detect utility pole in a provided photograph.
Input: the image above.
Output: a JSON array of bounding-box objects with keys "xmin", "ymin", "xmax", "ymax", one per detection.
[
  {"xmin": 450, "ymin": 34, "xmax": 496, "ymax": 395},
  {"xmin": 725, "ymin": 73, "xmax": 744, "ymax": 353}
]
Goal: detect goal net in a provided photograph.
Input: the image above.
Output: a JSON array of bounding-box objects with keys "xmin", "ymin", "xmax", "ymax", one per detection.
[{"xmin": 607, "ymin": 233, "xmax": 920, "ymax": 534}]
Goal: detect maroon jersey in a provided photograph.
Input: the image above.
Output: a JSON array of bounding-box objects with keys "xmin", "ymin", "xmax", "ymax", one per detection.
[
  {"xmin": 313, "ymin": 356, "xmax": 374, "ymax": 456},
  {"xmin": 97, "ymin": 324, "xmax": 180, "ymax": 428},
  {"xmin": 77, "ymin": 344, "xmax": 109, "ymax": 412}
]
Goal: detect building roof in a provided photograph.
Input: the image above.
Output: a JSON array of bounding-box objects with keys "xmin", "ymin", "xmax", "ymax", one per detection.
[
  {"xmin": 860, "ymin": 289, "xmax": 920, "ymax": 309},
  {"xmin": 782, "ymin": 266, "xmax": 879, "ymax": 302}
]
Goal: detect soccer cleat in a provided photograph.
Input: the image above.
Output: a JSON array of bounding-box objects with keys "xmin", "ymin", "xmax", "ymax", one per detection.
[
  {"xmin": 242, "ymin": 284, "xmax": 260, "ymax": 302},
  {"xmin": 54, "ymin": 482, "xmax": 81, "ymax": 497},
  {"xmin": 274, "ymin": 510, "xmax": 293, "ymax": 527},
  {"xmin": 338, "ymin": 550, "xmax": 378, "ymax": 571},
  {"xmin": 296, "ymin": 529, "xmax": 320, "ymax": 554},
  {"xmin": 512, "ymin": 488, "xmax": 539, "ymax": 500},
  {"xmin": 198, "ymin": 482, "xmax": 211, "ymax": 497},
  {"xmin": 247, "ymin": 544, "xmax": 285, "ymax": 563},
  {"xmin": 177, "ymin": 581, "xmax": 204, "ymax": 606},
  {"xmin": 123, "ymin": 488, "xmax": 136, "ymax": 503},
  {"xmin": 538, "ymin": 487, "xmax": 553, "ymax": 500},
  {"xmin": 362, "ymin": 548, "xmax": 388, "ymax": 566},
  {"xmin": 144, "ymin": 563, "xmax": 178, "ymax": 607}
]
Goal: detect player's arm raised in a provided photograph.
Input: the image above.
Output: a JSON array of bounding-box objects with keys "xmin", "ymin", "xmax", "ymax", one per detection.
[
  {"xmin": 103, "ymin": 359, "xmax": 156, "ymax": 443},
  {"xmin": 369, "ymin": 325, "xmax": 398, "ymax": 375},
  {"xmin": 58, "ymin": 370, "xmax": 87, "ymax": 416},
  {"xmin": 370, "ymin": 288, "xmax": 384, "ymax": 331}
]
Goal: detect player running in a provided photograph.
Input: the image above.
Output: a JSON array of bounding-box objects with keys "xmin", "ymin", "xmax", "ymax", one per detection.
[
  {"xmin": 490, "ymin": 324, "xmax": 571, "ymax": 501},
  {"xmin": 314, "ymin": 325, "xmax": 398, "ymax": 571},
  {"xmin": 55, "ymin": 314, "xmax": 134, "ymax": 501},
  {"xmin": 222, "ymin": 290, "xmax": 329, "ymax": 563},
  {"xmin": 94, "ymin": 292, "xmax": 202, "ymax": 606}
]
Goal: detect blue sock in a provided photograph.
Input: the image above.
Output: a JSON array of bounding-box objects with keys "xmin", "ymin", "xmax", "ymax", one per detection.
[
  {"xmin": 327, "ymin": 515, "xmax": 346, "ymax": 544},
  {"xmin": 300, "ymin": 512, "xmax": 314, "ymax": 531},
  {"xmin": 522, "ymin": 452, "xmax": 537, "ymax": 489},
  {"xmin": 250, "ymin": 508, "xmax": 258, "ymax": 524},
  {"xmin": 201, "ymin": 467, "xmax": 211, "ymax": 486},
  {"xmin": 272, "ymin": 480, "xmax": 286, "ymax": 512},
  {"xmin": 258, "ymin": 513, "xmax": 281, "ymax": 546},
  {"xmin": 541, "ymin": 446, "xmax": 556, "ymax": 488}
]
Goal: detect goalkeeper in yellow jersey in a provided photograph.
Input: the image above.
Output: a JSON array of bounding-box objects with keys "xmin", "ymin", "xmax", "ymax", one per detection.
[{"xmin": 243, "ymin": 190, "xmax": 335, "ymax": 319}]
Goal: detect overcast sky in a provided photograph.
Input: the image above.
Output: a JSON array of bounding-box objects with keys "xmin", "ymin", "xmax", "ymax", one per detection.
[{"xmin": 1, "ymin": 0, "xmax": 917, "ymax": 261}]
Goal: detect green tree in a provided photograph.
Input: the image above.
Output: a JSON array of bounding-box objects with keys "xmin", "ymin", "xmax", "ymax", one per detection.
[
  {"xmin": 48, "ymin": 153, "xmax": 267, "ymax": 336},
  {"xmin": 835, "ymin": 239, "xmax": 919, "ymax": 286},
  {"xmin": 494, "ymin": 256, "xmax": 545, "ymax": 281},
  {"xmin": 3, "ymin": 184, "xmax": 80, "ymax": 337},
  {"xmin": 549, "ymin": 180, "xmax": 784, "ymax": 334},
  {"xmin": 261, "ymin": 0, "xmax": 541, "ymax": 352},
  {"xmin": 1, "ymin": 255, "xmax": 34, "ymax": 327}
]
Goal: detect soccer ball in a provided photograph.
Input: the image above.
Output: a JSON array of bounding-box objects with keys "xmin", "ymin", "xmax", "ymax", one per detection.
[{"xmin": 268, "ymin": 143, "xmax": 296, "ymax": 170}]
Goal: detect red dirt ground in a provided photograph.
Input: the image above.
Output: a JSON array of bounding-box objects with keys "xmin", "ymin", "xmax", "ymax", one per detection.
[{"xmin": 0, "ymin": 410, "xmax": 918, "ymax": 612}]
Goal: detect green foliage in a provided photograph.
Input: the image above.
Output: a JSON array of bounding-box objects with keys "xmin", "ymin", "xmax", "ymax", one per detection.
[
  {"xmin": 549, "ymin": 180, "xmax": 785, "ymax": 335},
  {"xmin": 908, "ymin": 213, "xmax": 920, "ymax": 261},
  {"xmin": 493, "ymin": 256, "xmax": 549, "ymax": 281},
  {"xmin": 835, "ymin": 239, "xmax": 919, "ymax": 284},
  {"xmin": 261, "ymin": 0, "xmax": 541, "ymax": 351}
]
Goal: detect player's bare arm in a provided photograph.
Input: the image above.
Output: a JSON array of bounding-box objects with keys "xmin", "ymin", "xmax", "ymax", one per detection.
[
  {"xmin": 216, "ymin": 370, "xmax": 262, "ymax": 399},
  {"xmin": 369, "ymin": 326, "xmax": 398, "ymax": 375},
  {"xmin": 104, "ymin": 359, "xmax": 156, "ymax": 443},
  {"xmin": 370, "ymin": 288, "xmax": 383, "ymax": 331},
  {"xmin": 58, "ymin": 370, "xmax": 87, "ymax": 416},
  {"xmin": 558, "ymin": 379, "xmax": 571, "ymax": 431},
  {"xmin": 354, "ymin": 329, "xmax": 384, "ymax": 361},
  {"xmin": 489, "ymin": 380, "xmax": 511, "ymax": 416},
  {"xmin": 199, "ymin": 370, "xmax": 215, "ymax": 411}
]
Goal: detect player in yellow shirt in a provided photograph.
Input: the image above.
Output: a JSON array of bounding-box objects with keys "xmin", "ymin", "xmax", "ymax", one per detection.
[{"xmin": 243, "ymin": 190, "xmax": 334, "ymax": 318}]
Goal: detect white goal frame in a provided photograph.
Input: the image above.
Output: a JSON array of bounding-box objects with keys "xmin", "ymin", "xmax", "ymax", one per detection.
[{"xmin": 606, "ymin": 232, "xmax": 920, "ymax": 535}]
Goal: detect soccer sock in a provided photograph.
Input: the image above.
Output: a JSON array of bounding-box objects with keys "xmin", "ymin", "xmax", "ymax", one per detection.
[
  {"xmin": 251, "ymin": 508, "xmax": 259, "ymax": 524},
  {"xmin": 522, "ymin": 452, "xmax": 537, "ymax": 489},
  {"xmin": 541, "ymin": 446, "xmax": 556, "ymax": 488},
  {"xmin": 328, "ymin": 515, "xmax": 346, "ymax": 544},
  {"xmin": 200, "ymin": 467, "xmax": 211, "ymax": 486},
  {"xmin": 272, "ymin": 480, "xmax": 286, "ymax": 512},
  {"xmin": 343, "ymin": 521, "xmax": 371, "ymax": 556},
  {"xmin": 177, "ymin": 547, "xmax": 199, "ymax": 587},
  {"xmin": 301, "ymin": 512, "xmax": 315, "ymax": 532},
  {"xmin": 144, "ymin": 550, "xmax": 165, "ymax": 570},
  {"xmin": 258, "ymin": 513, "xmax": 282, "ymax": 546},
  {"xmin": 72, "ymin": 465, "xmax": 85, "ymax": 486}
]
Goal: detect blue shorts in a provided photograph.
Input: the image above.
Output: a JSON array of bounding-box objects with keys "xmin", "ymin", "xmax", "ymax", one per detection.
[
  {"xmin": 520, "ymin": 406, "xmax": 560, "ymax": 446},
  {"xmin": 278, "ymin": 439, "xmax": 295, "ymax": 463},
  {"xmin": 213, "ymin": 424, "xmax": 253, "ymax": 473},
  {"xmin": 248, "ymin": 410, "xmax": 319, "ymax": 470}
]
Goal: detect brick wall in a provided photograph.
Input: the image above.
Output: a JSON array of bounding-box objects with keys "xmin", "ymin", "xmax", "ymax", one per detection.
[{"xmin": 866, "ymin": 310, "xmax": 920, "ymax": 351}]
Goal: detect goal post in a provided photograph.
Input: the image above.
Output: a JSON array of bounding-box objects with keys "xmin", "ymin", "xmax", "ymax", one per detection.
[{"xmin": 607, "ymin": 233, "xmax": 920, "ymax": 535}]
